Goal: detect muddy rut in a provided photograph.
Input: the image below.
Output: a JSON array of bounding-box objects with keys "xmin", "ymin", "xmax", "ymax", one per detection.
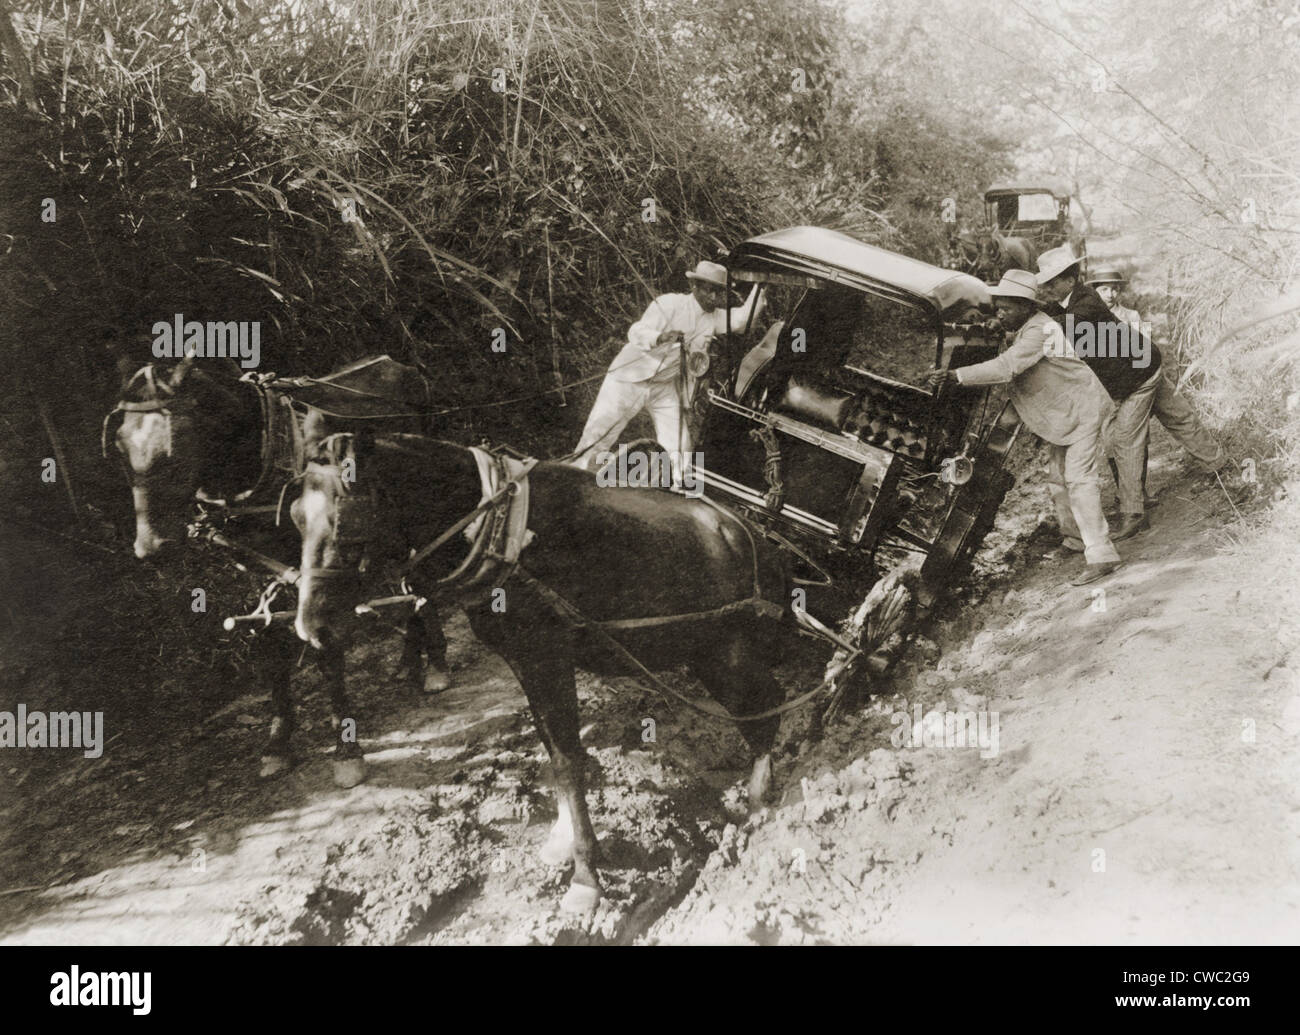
[{"xmin": 1, "ymin": 424, "xmax": 1294, "ymax": 944}]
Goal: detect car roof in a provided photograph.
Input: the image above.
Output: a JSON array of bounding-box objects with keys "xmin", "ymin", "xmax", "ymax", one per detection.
[
  {"xmin": 984, "ymin": 182, "xmax": 1071, "ymax": 201},
  {"xmin": 727, "ymin": 226, "xmax": 990, "ymax": 315}
]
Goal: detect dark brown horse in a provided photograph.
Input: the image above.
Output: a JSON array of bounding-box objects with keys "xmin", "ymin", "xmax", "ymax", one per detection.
[
  {"xmin": 289, "ymin": 428, "xmax": 793, "ymax": 911},
  {"xmin": 108, "ymin": 355, "xmax": 451, "ymax": 786}
]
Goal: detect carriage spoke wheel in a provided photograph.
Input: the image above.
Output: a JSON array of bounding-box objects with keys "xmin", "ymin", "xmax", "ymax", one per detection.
[{"xmin": 819, "ymin": 571, "xmax": 916, "ymax": 727}]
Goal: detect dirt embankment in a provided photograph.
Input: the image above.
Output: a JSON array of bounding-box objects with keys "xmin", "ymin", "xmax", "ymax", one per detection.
[
  {"xmin": 650, "ymin": 436, "xmax": 1300, "ymax": 944},
  {"xmin": 1, "ymin": 425, "xmax": 1296, "ymax": 944}
]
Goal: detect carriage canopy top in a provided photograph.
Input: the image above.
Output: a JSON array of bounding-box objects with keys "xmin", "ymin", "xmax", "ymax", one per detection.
[
  {"xmin": 983, "ymin": 182, "xmax": 1072, "ymax": 202},
  {"xmin": 727, "ymin": 226, "xmax": 990, "ymax": 317}
]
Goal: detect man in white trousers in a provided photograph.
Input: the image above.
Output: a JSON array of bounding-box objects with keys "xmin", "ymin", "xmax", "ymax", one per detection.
[{"xmin": 572, "ymin": 260, "xmax": 762, "ymax": 482}]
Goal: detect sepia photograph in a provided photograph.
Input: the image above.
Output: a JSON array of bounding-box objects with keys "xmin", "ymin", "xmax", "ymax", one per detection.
[{"xmin": 0, "ymin": 0, "xmax": 1295, "ymax": 983}]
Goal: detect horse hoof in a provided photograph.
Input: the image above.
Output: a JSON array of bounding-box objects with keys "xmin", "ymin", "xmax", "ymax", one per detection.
[
  {"xmin": 560, "ymin": 882, "xmax": 601, "ymax": 915},
  {"xmin": 422, "ymin": 667, "xmax": 450, "ymax": 694},
  {"xmin": 259, "ymin": 755, "xmax": 292, "ymax": 780},
  {"xmin": 332, "ymin": 757, "xmax": 366, "ymax": 788}
]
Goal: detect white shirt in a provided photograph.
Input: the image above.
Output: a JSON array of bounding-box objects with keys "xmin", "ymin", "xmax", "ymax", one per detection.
[{"xmin": 608, "ymin": 287, "xmax": 762, "ymax": 383}]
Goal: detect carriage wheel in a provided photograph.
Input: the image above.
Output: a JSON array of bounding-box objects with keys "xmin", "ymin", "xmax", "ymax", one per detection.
[
  {"xmin": 917, "ymin": 472, "xmax": 1013, "ymax": 608},
  {"xmin": 819, "ymin": 570, "xmax": 917, "ymax": 727}
]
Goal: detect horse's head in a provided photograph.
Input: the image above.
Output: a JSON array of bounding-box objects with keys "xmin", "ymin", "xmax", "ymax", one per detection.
[
  {"xmin": 107, "ymin": 356, "xmax": 206, "ymax": 558},
  {"xmin": 291, "ymin": 418, "xmax": 378, "ymax": 648},
  {"xmin": 990, "ymin": 232, "xmax": 1037, "ymax": 274},
  {"xmin": 107, "ymin": 356, "xmax": 261, "ymax": 559},
  {"xmin": 950, "ymin": 230, "xmax": 981, "ymax": 269}
]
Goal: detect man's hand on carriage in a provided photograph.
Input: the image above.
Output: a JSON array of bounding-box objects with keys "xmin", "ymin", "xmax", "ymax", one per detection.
[
  {"xmin": 655, "ymin": 329, "xmax": 685, "ymax": 346},
  {"xmin": 926, "ymin": 367, "xmax": 958, "ymax": 391}
]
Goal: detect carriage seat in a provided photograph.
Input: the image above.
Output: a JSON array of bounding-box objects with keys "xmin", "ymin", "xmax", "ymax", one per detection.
[
  {"xmin": 768, "ymin": 371, "xmax": 931, "ymax": 461},
  {"xmin": 772, "ymin": 374, "xmax": 857, "ymax": 431},
  {"xmin": 842, "ymin": 382, "xmax": 929, "ymax": 460}
]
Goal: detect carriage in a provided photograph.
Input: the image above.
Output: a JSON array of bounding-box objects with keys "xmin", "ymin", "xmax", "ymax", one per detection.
[
  {"xmin": 946, "ymin": 183, "xmax": 1081, "ymax": 284},
  {"xmin": 982, "ymin": 182, "xmax": 1076, "ymax": 254},
  {"xmin": 693, "ymin": 226, "xmax": 1022, "ymax": 688}
]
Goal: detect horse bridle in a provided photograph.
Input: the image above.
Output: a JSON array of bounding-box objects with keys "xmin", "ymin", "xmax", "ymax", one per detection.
[
  {"xmin": 102, "ymin": 366, "xmax": 187, "ymax": 461},
  {"xmin": 102, "ymin": 364, "xmax": 275, "ymax": 504}
]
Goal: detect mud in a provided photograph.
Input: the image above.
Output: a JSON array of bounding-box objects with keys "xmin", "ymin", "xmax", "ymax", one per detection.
[{"xmin": 1, "ymin": 424, "xmax": 1295, "ymax": 944}]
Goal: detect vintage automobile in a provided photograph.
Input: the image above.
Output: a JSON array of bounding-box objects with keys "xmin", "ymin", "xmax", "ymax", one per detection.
[
  {"xmin": 693, "ymin": 227, "xmax": 1022, "ymax": 695},
  {"xmin": 947, "ymin": 182, "xmax": 1081, "ymax": 284},
  {"xmin": 982, "ymin": 182, "xmax": 1078, "ymax": 256}
]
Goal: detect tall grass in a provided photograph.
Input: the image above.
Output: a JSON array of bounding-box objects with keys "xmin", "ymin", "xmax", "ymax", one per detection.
[{"xmin": 0, "ymin": 0, "xmax": 1013, "ymax": 532}]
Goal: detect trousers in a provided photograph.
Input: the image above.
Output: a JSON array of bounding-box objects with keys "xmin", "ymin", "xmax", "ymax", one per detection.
[
  {"xmin": 1106, "ymin": 369, "xmax": 1225, "ymax": 515},
  {"xmin": 572, "ymin": 372, "xmax": 691, "ymax": 479},
  {"xmin": 1037, "ymin": 424, "xmax": 1121, "ymax": 565}
]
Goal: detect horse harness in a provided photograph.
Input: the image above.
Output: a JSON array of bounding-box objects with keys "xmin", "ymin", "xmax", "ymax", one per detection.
[
  {"xmin": 103, "ymin": 364, "xmax": 283, "ymax": 509},
  {"xmin": 303, "ymin": 438, "xmax": 845, "ymax": 723}
]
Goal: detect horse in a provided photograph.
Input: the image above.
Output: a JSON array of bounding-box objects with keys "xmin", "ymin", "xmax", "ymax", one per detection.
[
  {"xmin": 106, "ymin": 354, "xmax": 452, "ymax": 787},
  {"xmin": 990, "ymin": 231, "xmax": 1037, "ymax": 275},
  {"xmin": 288, "ymin": 427, "xmax": 794, "ymax": 911},
  {"xmin": 950, "ymin": 228, "xmax": 1037, "ymax": 283}
]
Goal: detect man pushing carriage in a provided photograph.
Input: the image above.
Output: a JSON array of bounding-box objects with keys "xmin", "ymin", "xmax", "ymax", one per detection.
[{"xmin": 571, "ymin": 260, "xmax": 763, "ymax": 484}]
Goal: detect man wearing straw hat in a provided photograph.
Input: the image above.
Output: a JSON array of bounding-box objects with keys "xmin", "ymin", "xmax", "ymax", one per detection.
[
  {"xmin": 572, "ymin": 260, "xmax": 762, "ymax": 483},
  {"xmin": 1037, "ymin": 247, "xmax": 1230, "ymax": 542},
  {"xmin": 927, "ymin": 269, "xmax": 1121, "ymax": 585},
  {"xmin": 1087, "ymin": 268, "xmax": 1141, "ymax": 329}
]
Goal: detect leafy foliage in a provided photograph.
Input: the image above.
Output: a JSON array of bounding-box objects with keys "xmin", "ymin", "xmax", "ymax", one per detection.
[{"xmin": 0, "ymin": 0, "xmax": 1012, "ymax": 530}]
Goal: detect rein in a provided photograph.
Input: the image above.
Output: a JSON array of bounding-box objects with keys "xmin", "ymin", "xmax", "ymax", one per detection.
[
  {"xmin": 510, "ymin": 568, "xmax": 833, "ymax": 724},
  {"xmin": 304, "ymin": 440, "xmax": 837, "ymax": 723}
]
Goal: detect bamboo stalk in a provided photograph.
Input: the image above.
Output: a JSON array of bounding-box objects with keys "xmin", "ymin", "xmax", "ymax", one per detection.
[
  {"xmin": 545, "ymin": 223, "xmax": 565, "ymax": 406},
  {"xmin": 35, "ymin": 397, "xmax": 80, "ymax": 522}
]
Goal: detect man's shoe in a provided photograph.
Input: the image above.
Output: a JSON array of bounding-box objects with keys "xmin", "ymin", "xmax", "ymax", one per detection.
[
  {"xmin": 1111, "ymin": 513, "xmax": 1150, "ymax": 541},
  {"xmin": 1071, "ymin": 560, "xmax": 1121, "ymax": 586}
]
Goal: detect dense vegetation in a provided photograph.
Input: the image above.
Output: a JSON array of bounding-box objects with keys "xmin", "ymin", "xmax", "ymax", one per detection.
[{"xmin": 0, "ymin": 0, "xmax": 1012, "ymax": 533}]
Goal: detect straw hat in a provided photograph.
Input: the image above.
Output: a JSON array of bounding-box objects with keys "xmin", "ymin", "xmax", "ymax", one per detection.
[
  {"xmin": 1036, "ymin": 245, "xmax": 1084, "ymax": 285},
  {"xmin": 684, "ymin": 260, "xmax": 728, "ymax": 288},
  {"xmin": 1085, "ymin": 268, "xmax": 1128, "ymax": 286},
  {"xmin": 987, "ymin": 269, "xmax": 1039, "ymax": 302}
]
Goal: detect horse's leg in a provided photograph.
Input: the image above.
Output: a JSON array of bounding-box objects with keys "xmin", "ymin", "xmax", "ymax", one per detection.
[
  {"xmin": 416, "ymin": 604, "xmax": 450, "ymax": 694},
  {"xmin": 320, "ymin": 636, "xmax": 365, "ymax": 788},
  {"xmin": 258, "ymin": 628, "xmax": 297, "ymax": 779},
  {"xmin": 468, "ymin": 608, "xmax": 601, "ymax": 912},
  {"xmin": 688, "ymin": 624, "xmax": 785, "ymax": 809},
  {"xmin": 392, "ymin": 613, "xmax": 423, "ymax": 686},
  {"xmin": 394, "ymin": 608, "xmax": 450, "ymax": 693}
]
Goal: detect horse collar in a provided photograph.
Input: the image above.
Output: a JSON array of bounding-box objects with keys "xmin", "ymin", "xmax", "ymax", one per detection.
[{"xmin": 438, "ymin": 447, "xmax": 537, "ymax": 596}]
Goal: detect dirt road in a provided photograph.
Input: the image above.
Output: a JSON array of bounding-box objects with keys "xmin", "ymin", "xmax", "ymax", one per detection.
[{"xmin": 1, "ymin": 426, "xmax": 1296, "ymax": 944}]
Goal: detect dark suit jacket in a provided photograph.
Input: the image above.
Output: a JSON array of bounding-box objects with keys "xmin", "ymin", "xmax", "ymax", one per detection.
[{"xmin": 1044, "ymin": 282, "xmax": 1162, "ymax": 400}]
